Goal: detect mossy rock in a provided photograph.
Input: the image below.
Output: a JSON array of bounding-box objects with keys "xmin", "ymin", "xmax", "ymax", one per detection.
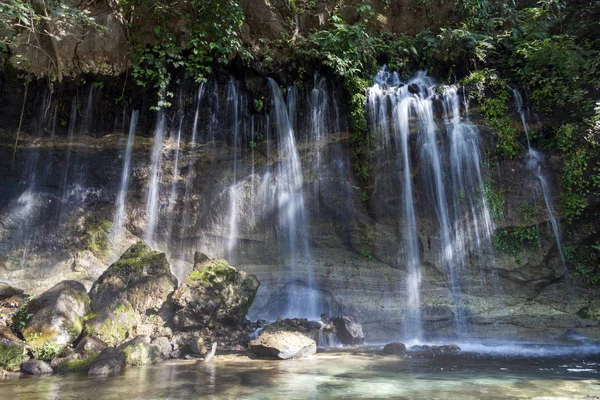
[
  {"xmin": 0, "ymin": 327, "xmax": 25, "ymax": 371},
  {"xmin": 86, "ymin": 242, "xmax": 177, "ymax": 345},
  {"xmin": 83, "ymin": 301, "xmax": 138, "ymax": 347},
  {"xmin": 21, "ymin": 281, "xmax": 90, "ymax": 356},
  {"xmin": 59, "ymin": 355, "xmax": 98, "ymax": 373},
  {"xmin": 172, "ymin": 253, "xmax": 260, "ymax": 329},
  {"xmin": 117, "ymin": 336, "xmax": 163, "ymax": 366},
  {"xmin": 83, "ymin": 220, "xmax": 113, "ymax": 256}
]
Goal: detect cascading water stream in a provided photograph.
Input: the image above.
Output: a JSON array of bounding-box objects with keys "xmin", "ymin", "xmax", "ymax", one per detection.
[
  {"xmin": 145, "ymin": 109, "xmax": 166, "ymax": 248},
  {"xmin": 111, "ymin": 110, "xmax": 139, "ymax": 243},
  {"xmin": 227, "ymin": 81, "xmax": 241, "ymax": 263},
  {"xmin": 267, "ymin": 78, "xmax": 318, "ymax": 319},
  {"xmin": 180, "ymin": 84, "xmax": 206, "ymax": 251},
  {"xmin": 368, "ymin": 69, "xmax": 494, "ymax": 339},
  {"xmin": 309, "ymin": 74, "xmax": 328, "ymax": 203},
  {"xmin": 513, "ymin": 89, "xmax": 567, "ymax": 273}
]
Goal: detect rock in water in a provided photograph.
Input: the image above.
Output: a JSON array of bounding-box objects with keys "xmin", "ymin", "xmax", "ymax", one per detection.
[
  {"xmin": 382, "ymin": 342, "xmax": 406, "ymax": 356},
  {"xmin": 332, "ymin": 316, "xmax": 364, "ymax": 345},
  {"xmin": 248, "ymin": 321, "xmax": 317, "ymax": 359},
  {"xmin": 0, "ymin": 327, "xmax": 25, "ymax": 371},
  {"xmin": 21, "ymin": 281, "xmax": 90, "ymax": 355},
  {"xmin": 21, "ymin": 359, "xmax": 53, "ymax": 375},
  {"xmin": 85, "ymin": 242, "xmax": 177, "ymax": 346},
  {"xmin": 88, "ymin": 347, "xmax": 126, "ymax": 375},
  {"xmin": 172, "ymin": 253, "xmax": 260, "ymax": 329}
]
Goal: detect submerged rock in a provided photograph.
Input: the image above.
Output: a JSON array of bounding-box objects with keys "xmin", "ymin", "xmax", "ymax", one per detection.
[
  {"xmin": 117, "ymin": 336, "xmax": 163, "ymax": 366},
  {"xmin": 172, "ymin": 253, "xmax": 260, "ymax": 329},
  {"xmin": 21, "ymin": 359, "xmax": 53, "ymax": 375},
  {"xmin": 88, "ymin": 347, "xmax": 126, "ymax": 375},
  {"xmin": 248, "ymin": 321, "xmax": 316, "ymax": 359},
  {"xmin": 0, "ymin": 326, "xmax": 25, "ymax": 371},
  {"xmin": 411, "ymin": 344, "xmax": 461, "ymax": 355},
  {"xmin": 21, "ymin": 281, "xmax": 90, "ymax": 356},
  {"xmin": 382, "ymin": 342, "xmax": 406, "ymax": 356},
  {"xmin": 332, "ymin": 316, "xmax": 364, "ymax": 345},
  {"xmin": 85, "ymin": 242, "xmax": 177, "ymax": 346}
]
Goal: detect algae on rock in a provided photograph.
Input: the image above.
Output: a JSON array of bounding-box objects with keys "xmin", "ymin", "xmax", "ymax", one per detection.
[
  {"xmin": 85, "ymin": 242, "xmax": 177, "ymax": 346},
  {"xmin": 172, "ymin": 252, "xmax": 260, "ymax": 330}
]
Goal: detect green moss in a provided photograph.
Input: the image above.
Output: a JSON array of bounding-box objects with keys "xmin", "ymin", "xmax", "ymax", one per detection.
[
  {"xmin": 0, "ymin": 342, "xmax": 24, "ymax": 371},
  {"xmin": 100, "ymin": 241, "xmax": 169, "ymax": 281},
  {"xmin": 83, "ymin": 220, "xmax": 112, "ymax": 256},
  {"xmin": 494, "ymin": 226, "xmax": 541, "ymax": 255},
  {"xmin": 84, "ymin": 301, "xmax": 137, "ymax": 346},
  {"xmin": 58, "ymin": 355, "xmax": 97, "ymax": 372},
  {"xmin": 187, "ymin": 260, "xmax": 240, "ymax": 287}
]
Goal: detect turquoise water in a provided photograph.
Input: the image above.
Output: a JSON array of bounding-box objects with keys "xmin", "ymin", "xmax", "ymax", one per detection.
[{"xmin": 1, "ymin": 349, "xmax": 599, "ymax": 399}]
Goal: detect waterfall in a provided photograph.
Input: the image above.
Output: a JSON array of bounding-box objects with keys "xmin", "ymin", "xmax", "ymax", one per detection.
[
  {"xmin": 145, "ymin": 109, "xmax": 166, "ymax": 247},
  {"xmin": 267, "ymin": 78, "xmax": 318, "ymax": 319},
  {"xmin": 227, "ymin": 80, "xmax": 241, "ymax": 263},
  {"xmin": 308, "ymin": 74, "xmax": 328, "ymax": 204},
  {"xmin": 513, "ymin": 89, "xmax": 567, "ymax": 272},
  {"xmin": 180, "ymin": 83, "xmax": 206, "ymax": 255},
  {"xmin": 112, "ymin": 110, "xmax": 139, "ymax": 243},
  {"xmin": 368, "ymin": 69, "xmax": 493, "ymax": 339}
]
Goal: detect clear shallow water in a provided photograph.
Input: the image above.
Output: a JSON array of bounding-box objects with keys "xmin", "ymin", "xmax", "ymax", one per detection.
[{"xmin": 1, "ymin": 348, "xmax": 599, "ymax": 400}]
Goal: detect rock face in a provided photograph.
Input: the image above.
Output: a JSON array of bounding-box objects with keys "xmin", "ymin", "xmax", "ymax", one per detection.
[
  {"xmin": 248, "ymin": 321, "xmax": 317, "ymax": 359},
  {"xmin": 172, "ymin": 254, "xmax": 260, "ymax": 330},
  {"xmin": 88, "ymin": 347, "xmax": 126, "ymax": 376},
  {"xmin": 382, "ymin": 342, "xmax": 406, "ymax": 356},
  {"xmin": 20, "ymin": 359, "xmax": 53, "ymax": 375},
  {"xmin": 21, "ymin": 281, "xmax": 89, "ymax": 353},
  {"xmin": 85, "ymin": 242, "xmax": 177, "ymax": 346},
  {"xmin": 0, "ymin": 327, "xmax": 25, "ymax": 371},
  {"xmin": 332, "ymin": 316, "xmax": 364, "ymax": 345}
]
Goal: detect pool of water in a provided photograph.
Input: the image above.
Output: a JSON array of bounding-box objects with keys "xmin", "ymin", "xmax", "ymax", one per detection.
[{"xmin": 1, "ymin": 347, "xmax": 599, "ymax": 399}]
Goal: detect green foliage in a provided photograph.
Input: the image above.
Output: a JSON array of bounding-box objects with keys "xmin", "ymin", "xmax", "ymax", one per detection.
[
  {"xmin": 482, "ymin": 178, "xmax": 505, "ymax": 222},
  {"xmin": 0, "ymin": 342, "xmax": 24, "ymax": 371},
  {"xmin": 0, "ymin": 0, "xmax": 106, "ymax": 79},
  {"xmin": 12, "ymin": 295, "xmax": 33, "ymax": 332},
  {"xmin": 31, "ymin": 341, "xmax": 62, "ymax": 361},
  {"xmin": 560, "ymin": 147, "xmax": 590, "ymax": 223},
  {"xmin": 120, "ymin": 0, "xmax": 248, "ymax": 107},
  {"xmin": 185, "ymin": 0, "xmax": 250, "ymax": 83},
  {"xmin": 253, "ymin": 98, "xmax": 264, "ymax": 113},
  {"xmin": 564, "ymin": 243, "xmax": 600, "ymax": 285},
  {"xmin": 461, "ymin": 70, "xmax": 519, "ymax": 158},
  {"xmin": 494, "ymin": 225, "xmax": 541, "ymax": 255},
  {"xmin": 307, "ymin": 7, "xmax": 376, "ymax": 78}
]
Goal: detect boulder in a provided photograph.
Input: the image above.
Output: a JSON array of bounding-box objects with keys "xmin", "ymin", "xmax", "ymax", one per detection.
[
  {"xmin": 0, "ymin": 326, "xmax": 25, "ymax": 371},
  {"xmin": 85, "ymin": 242, "xmax": 177, "ymax": 346},
  {"xmin": 172, "ymin": 253, "xmax": 259, "ymax": 329},
  {"xmin": 50, "ymin": 352, "xmax": 97, "ymax": 372},
  {"xmin": 332, "ymin": 316, "xmax": 364, "ymax": 345},
  {"xmin": 21, "ymin": 281, "xmax": 89, "ymax": 357},
  {"xmin": 0, "ymin": 284, "xmax": 23, "ymax": 301},
  {"xmin": 150, "ymin": 336, "xmax": 172, "ymax": 360},
  {"xmin": 74, "ymin": 336, "xmax": 108, "ymax": 356},
  {"xmin": 382, "ymin": 342, "xmax": 406, "ymax": 356},
  {"xmin": 88, "ymin": 347, "xmax": 126, "ymax": 375},
  {"xmin": 117, "ymin": 336, "xmax": 163, "ymax": 366},
  {"xmin": 21, "ymin": 359, "xmax": 53, "ymax": 375},
  {"xmin": 248, "ymin": 321, "xmax": 316, "ymax": 359}
]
